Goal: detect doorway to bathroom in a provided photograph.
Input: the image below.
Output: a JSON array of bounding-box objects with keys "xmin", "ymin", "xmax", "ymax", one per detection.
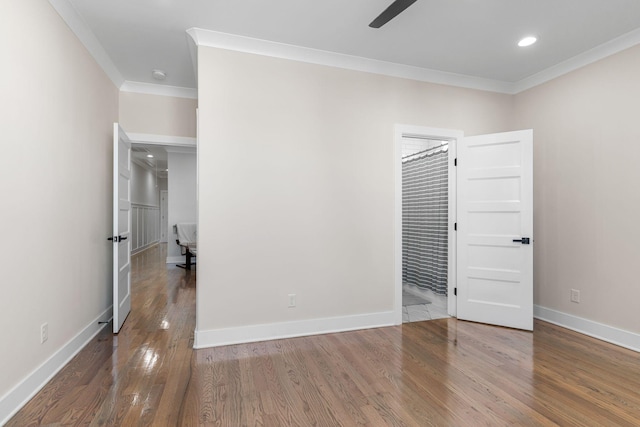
[
  {"xmin": 394, "ymin": 125, "xmax": 459, "ymax": 324},
  {"xmin": 400, "ymin": 133, "xmax": 454, "ymax": 323},
  {"xmin": 401, "ymin": 135, "xmax": 450, "ymax": 322}
]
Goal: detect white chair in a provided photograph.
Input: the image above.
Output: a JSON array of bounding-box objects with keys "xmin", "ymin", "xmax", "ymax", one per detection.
[{"xmin": 175, "ymin": 223, "xmax": 197, "ymax": 270}]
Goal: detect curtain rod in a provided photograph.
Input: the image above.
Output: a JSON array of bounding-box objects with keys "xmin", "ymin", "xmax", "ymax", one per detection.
[{"xmin": 402, "ymin": 143, "xmax": 448, "ymax": 160}]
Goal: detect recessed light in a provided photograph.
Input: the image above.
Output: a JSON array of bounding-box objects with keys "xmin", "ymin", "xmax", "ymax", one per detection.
[
  {"xmin": 152, "ymin": 69, "xmax": 166, "ymax": 81},
  {"xmin": 146, "ymin": 154, "xmax": 154, "ymax": 158},
  {"xmin": 518, "ymin": 36, "xmax": 537, "ymax": 47}
]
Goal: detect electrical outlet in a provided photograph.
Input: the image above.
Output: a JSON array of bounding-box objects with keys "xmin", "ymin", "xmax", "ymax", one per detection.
[
  {"xmin": 570, "ymin": 289, "xmax": 581, "ymax": 303},
  {"xmin": 288, "ymin": 294, "xmax": 296, "ymax": 308},
  {"xmin": 41, "ymin": 323, "xmax": 48, "ymax": 344}
]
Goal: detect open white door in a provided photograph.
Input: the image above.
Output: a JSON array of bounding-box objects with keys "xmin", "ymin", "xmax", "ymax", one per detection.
[
  {"xmin": 111, "ymin": 123, "xmax": 132, "ymax": 333},
  {"xmin": 457, "ymin": 130, "xmax": 533, "ymax": 330}
]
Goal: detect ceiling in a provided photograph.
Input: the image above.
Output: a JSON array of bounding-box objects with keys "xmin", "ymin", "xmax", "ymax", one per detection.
[
  {"xmin": 132, "ymin": 145, "xmax": 168, "ymax": 179},
  {"xmin": 64, "ymin": 0, "xmax": 640, "ymax": 91}
]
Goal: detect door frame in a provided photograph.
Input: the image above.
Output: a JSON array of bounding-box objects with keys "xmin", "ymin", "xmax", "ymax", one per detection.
[{"xmin": 394, "ymin": 124, "xmax": 462, "ymax": 325}]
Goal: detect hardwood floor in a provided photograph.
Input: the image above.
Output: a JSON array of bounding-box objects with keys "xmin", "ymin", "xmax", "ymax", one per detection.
[{"xmin": 8, "ymin": 245, "xmax": 640, "ymax": 426}]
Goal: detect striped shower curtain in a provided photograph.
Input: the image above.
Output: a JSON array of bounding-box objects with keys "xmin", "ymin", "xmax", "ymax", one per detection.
[{"xmin": 402, "ymin": 150, "xmax": 448, "ymax": 295}]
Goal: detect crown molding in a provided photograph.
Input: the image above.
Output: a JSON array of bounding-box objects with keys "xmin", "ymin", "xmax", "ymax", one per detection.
[
  {"xmin": 187, "ymin": 33, "xmax": 198, "ymax": 89},
  {"xmin": 127, "ymin": 133, "xmax": 196, "ymax": 148},
  {"xmin": 131, "ymin": 157, "xmax": 156, "ymax": 172},
  {"xmin": 187, "ymin": 28, "xmax": 515, "ymax": 94},
  {"xmin": 48, "ymin": 1, "xmax": 640, "ymax": 97},
  {"xmin": 48, "ymin": 0, "xmax": 124, "ymax": 88},
  {"xmin": 188, "ymin": 27, "xmax": 640, "ymax": 96},
  {"xmin": 120, "ymin": 81, "xmax": 198, "ymax": 99},
  {"xmin": 513, "ymin": 27, "xmax": 640, "ymax": 94}
]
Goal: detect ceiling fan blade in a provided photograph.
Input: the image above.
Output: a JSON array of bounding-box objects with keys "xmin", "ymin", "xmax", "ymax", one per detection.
[{"xmin": 369, "ymin": 0, "xmax": 418, "ymax": 28}]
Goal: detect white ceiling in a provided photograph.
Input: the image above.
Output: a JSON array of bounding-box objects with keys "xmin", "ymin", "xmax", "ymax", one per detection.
[
  {"xmin": 64, "ymin": 0, "xmax": 640, "ymax": 91},
  {"xmin": 132, "ymin": 145, "xmax": 168, "ymax": 178}
]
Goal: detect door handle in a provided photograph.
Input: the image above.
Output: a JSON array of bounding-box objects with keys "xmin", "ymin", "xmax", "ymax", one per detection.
[
  {"xmin": 117, "ymin": 236, "xmax": 128, "ymax": 242},
  {"xmin": 513, "ymin": 237, "xmax": 531, "ymax": 244},
  {"xmin": 107, "ymin": 236, "xmax": 116, "ymax": 242}
]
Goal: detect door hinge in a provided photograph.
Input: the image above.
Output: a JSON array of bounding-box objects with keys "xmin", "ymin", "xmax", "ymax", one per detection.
[
  {"xmin": 454, "ymin": 222, "xmax": 457, "ymax": 231},
  {"xmin": 454, "ymin": 158, "xmax": 457, "ymax": 166},
  {"xmin": 454, "ymin": 288, "xmax": 457, "ymax": 296}
]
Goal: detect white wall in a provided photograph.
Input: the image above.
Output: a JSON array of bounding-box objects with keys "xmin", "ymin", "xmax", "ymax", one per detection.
[
  {"xmin": 514, "ymin": 44, "xmax": 640, "ymax": 334},
  {"xmin": 157, "ymin": 177, "xmax": 168, "ymax": 192},
  {"xmin": 0, "ymin": 0, "xmax": 118, "ymax": 421},
  {"xmin": 131, "ymin": 161, "xmax": 161, "ymax": 253},
  {"xmin": 195, "ymin": 47, "xmax": 513, "ymax": 345},
  {"xmin": 167, "ymin": 152, "xmax": 198, "ymax": 261},
  {"xmin": 131, "ymin": 161, "xmax": 159, "ymax": 206}
]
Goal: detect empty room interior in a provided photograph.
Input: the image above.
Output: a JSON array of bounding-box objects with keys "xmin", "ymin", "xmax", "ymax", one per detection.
[{"xmin": 2, "ymin": 0, "xmax": 640, "ymax": 425}]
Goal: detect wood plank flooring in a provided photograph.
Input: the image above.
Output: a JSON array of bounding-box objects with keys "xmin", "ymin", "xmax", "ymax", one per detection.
[{"xmin": 8, "ymin": 244, "xmax": 640, "ymax": 426}]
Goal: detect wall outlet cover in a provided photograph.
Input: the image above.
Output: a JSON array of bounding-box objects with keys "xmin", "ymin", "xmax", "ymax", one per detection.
[{"xmin": 570, "ymin": 289, "xmax": 581, "ymax": 303}]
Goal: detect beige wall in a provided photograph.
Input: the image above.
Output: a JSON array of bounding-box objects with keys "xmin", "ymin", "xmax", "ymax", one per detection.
[
  {"xmin": 119, "ymin": 92, "xmax": 197, "ymax": 137},
  {"xmin": 514, "ymin": 44, "xmax": 640, "ymax": 333},
  {"xmin": 0, "ymin": 0, "xmax": 118, "ymax": 406},
  {"xmin": 196, "ymin": 47, "xmax": 513, "ymax": 334},
  {"xmin": 3, "ymin": 2, "xmax": 636, "ymax": 414}
]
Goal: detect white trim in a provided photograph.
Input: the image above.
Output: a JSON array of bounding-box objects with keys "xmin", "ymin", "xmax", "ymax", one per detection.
[
  {"xmin": 394, "ymin": 125, "xmax": 463, "ymax": 325},
  {"xmin": 131, "ymin": 202, "xmax": 160, "ymax": 209},
  {"xmin": 132, "ymin": 241, "xmax": 159, "ymax": 256},
  {"xmin": 513, "ymin": 27, "xmax": 640, "ymax": 93},
  {"xmin": 187, "ymin": 27, "xmax": 640, "ymax": 95},
  {"xmin": 187, "ymin": 33, "xmax": 198, "ymax": 88},
  {"xmin": 131, "ymin": 157, "xmax": 157, "ymax": 172},
  {"xmin": 45, "ymin": 1, "xmax": 640, "ymax": 97},
  {"xmin": 187, "ymin": 28, "xmax": 514, "ymax": 94},
  {"xmin": 47, "ymin": 0, "xmax": 123, "ymax": 88},
  {"xmin": 166, "ymin": 256, "xmax": 184, "ymax": 264},
  {"xmin": 120, "ymin": 81, "xmax": 198, "ymax": 100},
  {"xmin": 535, "ymin": 305, "xmax": 640, "ymax": 353},
  {"xmin": 164, "ymin": 146, "xmax": 197, "ymax": 154},
  {"xmin": 127, "ymin": 133, "xmax": 197, "ymax": 148},
  {"xmin": 194, "ymin": 311, "xmax": 395, "ymax": 349},
  {"xmin": 0, "ymin": 307, "xmax": 112, "ymax": 425}
]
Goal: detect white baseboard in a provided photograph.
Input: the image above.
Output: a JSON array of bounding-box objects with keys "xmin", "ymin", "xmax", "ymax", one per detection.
[
  {"xmin": 0, "ymin": 307, "xmax": 112, "ymax": 425},
  {"xmin": 194, "ymin": 311, "xmax": 396, "ymax": 349},
  {"xmin": 166, "ymin": 256, "xmax": 184, "ymax": 264},
  {"xmin": 534, "ymin": 305, "xmax": 640, "ymax": 353},
  {"xmin": 131, "ymin": 241, "xmax": 158, "ymax": 255}
]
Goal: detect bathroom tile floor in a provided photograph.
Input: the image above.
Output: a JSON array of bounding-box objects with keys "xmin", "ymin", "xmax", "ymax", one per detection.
[{"xmin": 402, "ymin": 284, "xmax": 450, "ymax": 323}]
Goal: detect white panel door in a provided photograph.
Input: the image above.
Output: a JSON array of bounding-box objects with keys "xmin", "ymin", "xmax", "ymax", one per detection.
[
  {"xmin": 112, "ymin": 123, "xmax": 132, "ymax": 334},
  {"xmin": 457, "ymin": 130, "xmax": 533, "ymax": 330}
]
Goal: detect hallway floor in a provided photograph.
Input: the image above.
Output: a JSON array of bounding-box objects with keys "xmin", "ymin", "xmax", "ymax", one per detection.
[{"xmin": 7, "ymin": 244, "xmax": 197, "ymax": 426}]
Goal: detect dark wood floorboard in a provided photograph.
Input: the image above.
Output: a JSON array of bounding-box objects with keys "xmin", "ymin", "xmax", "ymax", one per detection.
[{"xmin": 8, "ymin": 244, "xmax": 640, "ymax": 426}]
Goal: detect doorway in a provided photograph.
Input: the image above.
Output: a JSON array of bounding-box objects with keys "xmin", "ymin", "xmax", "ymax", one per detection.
[
  {"xmin": 401, "ymin": 136, "xmax": 450, "ymax": 323},
  {"xmin": 126, "ymin": 133, "xmax": 198, "ymax": 265},
  {"xmin": 114, "ymin": 130, "xmax": 198, "ymax": 334},
  {"xmin": 394, "ymin": 125, "xmax": 460, "ymax": 324},
  {"xmin": 394, "ymin": 126, "xmax": 534, "ymax": 330},
  {"xmin": 130, "ymin": 144, "xmax": 168, "ymax": 255}
]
